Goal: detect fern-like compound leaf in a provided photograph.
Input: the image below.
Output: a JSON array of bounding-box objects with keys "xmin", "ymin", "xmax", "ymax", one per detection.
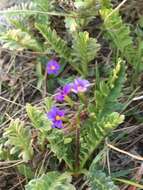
[
  {"xmin": 26, "ymin": 104, "xmax": 51, "ymax": 131},
  {"xmin": 33, "ymin": 0, "xmax": 54, "ymax": 12},
  {"xmin": 3, "ymin": 119, "xmax": 33, "ymax": 162},
  {"xmin": 26, "ymin": 104, "xmax": 74, "ymax": 169},
  {"xmin": 80, "ymin": 112, "xmax": 124, "ymax": 169},
  {"xmin": 79, "ymin": 60, "xmax": 125, "ymax": 168},
  {"xmin": 87, "ymin": 160, "xmax": 119, "ymax": 190},
  {"xmin": 32, "ymin": 0, "xmax": 55, "ymax": 25},
  {"xmin": 26, "ymin": 104, "xmax": 52, "ymax": 147},
  {"xmin": 35, "ymin": 23, "xmax": 71, "ymax": 60},
  {"xmin": 0, "ymin": 1, "xmax": 36, "ymax": 23},
  {"xmin": 95, "ymin": 58, "xmax": 125, "ymax": 118},
  {"xmin": 74, "ymin": 0, "xmax": 100, "ymax": 26},
  {"xmin": 47, "ymin": 129, "xmax": 74, "ymax": 170},
  {"xmin": 6, "ymin": 2, "xmax": 35, "ymax": 12},
  {"xmin": 35, "ymin": 23, "xmax": 83, "ymax": 74},
  {"xmin": 99, "ymin": 0, "xmax": 112, "ymax": 8},
  {"xmin": 72, "ymin": 31, "xmax": 100, "ymax": 76},
  {"xmin": 0, "ymin": 29, "xmax": 42, "ymax": 51},
  {"xmin": 25, "ymin": 172, "xmax": 76, "ymax": 190},
  {"xmin": 100, "ymin": 8, "xmax": 135, "ymax": 66}
]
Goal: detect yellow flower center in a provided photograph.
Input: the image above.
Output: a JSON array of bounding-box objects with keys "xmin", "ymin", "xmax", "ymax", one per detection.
[
  {"xmin": 50, "ymin": 65, "xmax": 56, "ymax": 70},
  {"xmin": 56, "ymin": 115, "xmax": 61, "ymax": 121}
]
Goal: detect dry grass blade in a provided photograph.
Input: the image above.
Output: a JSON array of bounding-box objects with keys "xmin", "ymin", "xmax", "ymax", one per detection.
[{"xmin": 107, "ymin": 143, "xmax": 143, "ymax": 161}]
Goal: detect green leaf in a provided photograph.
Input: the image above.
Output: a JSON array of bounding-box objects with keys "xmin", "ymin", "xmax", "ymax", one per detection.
[
  {"xmin": 0, "ymin": 29, "xmax": 42, "ymax": 51},
  {"xmin": 26, "ymin": 104, "xmax": 52, "ymax": 147},
  {"xmin": 33, "ymin": 0, "xmax": 54, "ymax": 12},
  {"xmin": 35, "ymin": 23, "xmax": 83, "ymax": 74},
  {"xmin": 17, "ymin": 164, "xmax": 34, "ymax": 179},
  {"xmin": 3, "ymin": 119, "xmax": 33, "ymax": 162},
  {"xmin": 36, "ymin": 61, "xmax": 45, "ymax": 90},
  {"xmin": 80, "ymin": 112, "xmax": 124, "ymax": 169},
  {"xmin": 65, "ymin": 17, "xmax": 78, "ymax": 33},
  {"xmin": 87, "ymin": 160, "xmax": 119, "ymax": 190},
  {"xmin": 44, "ymin": 97, "xmax": 54, "ymax": 112},
  {"xmin": 95, "ymin": 58, "xmax": 125, "ymax": 117},
  {"xmin": 26, "ymin": 104, "xmax": 51, "ymax": 131},
  {"xmin": 72, "ymin": 31, "xmax": 100, "ymax": 76},
  {"xmin": 133, "ymin": 41, "xmax": 143, "ymax": 72},
  {"xmin": 100, "ymin": 7, "xmax": 135, "ymax": 66},
  {"xmin": 32, "ymin": 0, "xmax": 54, "ymax": 24},
  {"xmin": 47, "ymin": 129, "xmax": 74, "ymax": 170},
  {"xmin": 25, "ymin": 172, "xmax": 76, "ymax": 190},
  {"xmin": 74, "ymin": 0, "xmax": 99, "ymax": 26},
  {"xmin": 78, "ymin": 60, "xmax": 125, "ymax": 169},
  {"xmin": 0, "ymin": 144, "xmax": 11, "ymax": 161},
  {"xmin": 35, "ymin": 23, "xmax": 71, "ymax": 60},
  {"xmin": 99, "ymin": 0, "xmax": 112, "ymax": 8}
]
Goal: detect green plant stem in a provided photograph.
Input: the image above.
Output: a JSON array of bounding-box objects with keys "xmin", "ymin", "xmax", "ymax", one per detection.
[
  {"xmin": 75, "ymin": 124, "xmax": 80, "ymax": 172},
  {"xmin": 78, "ymin": 93, "xmax": 87, "ymax": 104},
  {"xmin": 80, "ymin": 142, "xmax": 99, "ymax": 169},
  {"xmin": 64, "ymin": 96, "xmax": 74, "ymax": 107},
  {"xmin": 0, "ymin": 10, "xmax": 73, "ymax": 17}
]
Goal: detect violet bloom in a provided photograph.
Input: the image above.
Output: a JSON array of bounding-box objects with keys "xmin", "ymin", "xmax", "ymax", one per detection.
[
  {"xmin": 46, "ymin": 59, "xmax": 60, "ymax": 75},
  {"xmin": 71, "ymin": 78, "xmax": 90, "ymax": 93},
  {"xmin": 54, "ymin": 84, "xmax": 71, "ymax": 102},
  {"xmin": 47, "ymin": 107, "xmax": 64, "ymax": 129}
]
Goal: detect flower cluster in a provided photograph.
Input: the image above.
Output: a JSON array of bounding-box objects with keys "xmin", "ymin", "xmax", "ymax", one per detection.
[
  {"xmin": 54, "ymin": 78, "xmax": 90, "ymax": 102},
  {"xmin": 46, "ymin": 59, "xmax": 90, "ymax": 129}
]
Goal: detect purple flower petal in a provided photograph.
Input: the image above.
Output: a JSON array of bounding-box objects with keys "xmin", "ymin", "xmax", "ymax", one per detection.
[
  {"xmin": 54, "ymin": 84, "xmax": 72, "ymax": 102},
  {"xmin": 54, "ymin": 120, "xmax": 64, "ymax": 129},
  {"xmin": 46, "ymin": 59, "xmax": 60, "ymax": 75},
  {"xmin": 47, "ymin": 107, "xmax": 65, "ymax": 129},
  {"xmin": 71, "ymin": 78, "xmax": 90, "ymax": 93}
]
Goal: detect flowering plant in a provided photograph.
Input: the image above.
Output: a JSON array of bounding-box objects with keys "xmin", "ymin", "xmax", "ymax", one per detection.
[
  {"xmin": 2, "ymin": 59, "xmax": 124, "ymax": 175},
  {"xmin": 21, "ymin": 60, "xmax": 124, "ymax": 172},
  {"xmin": 0, "ymin": 0, "xmax": 130, "ymax": 189}
]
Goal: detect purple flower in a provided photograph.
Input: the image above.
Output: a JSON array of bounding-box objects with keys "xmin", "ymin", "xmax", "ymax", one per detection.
[
  {"xmin": 71, "ymin": 78, "xmax": 90, "ymax": 93},
  {"xmin": 46, "ymin": 59, "xmax": 60, "ymax": 75},
  {"xmin": 47, "ymin": 107, "xmax": 65, "ymax": 129},
  {"xmin": 54, "ymin": 84, "xmax": 71, "ymax": 102}
]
